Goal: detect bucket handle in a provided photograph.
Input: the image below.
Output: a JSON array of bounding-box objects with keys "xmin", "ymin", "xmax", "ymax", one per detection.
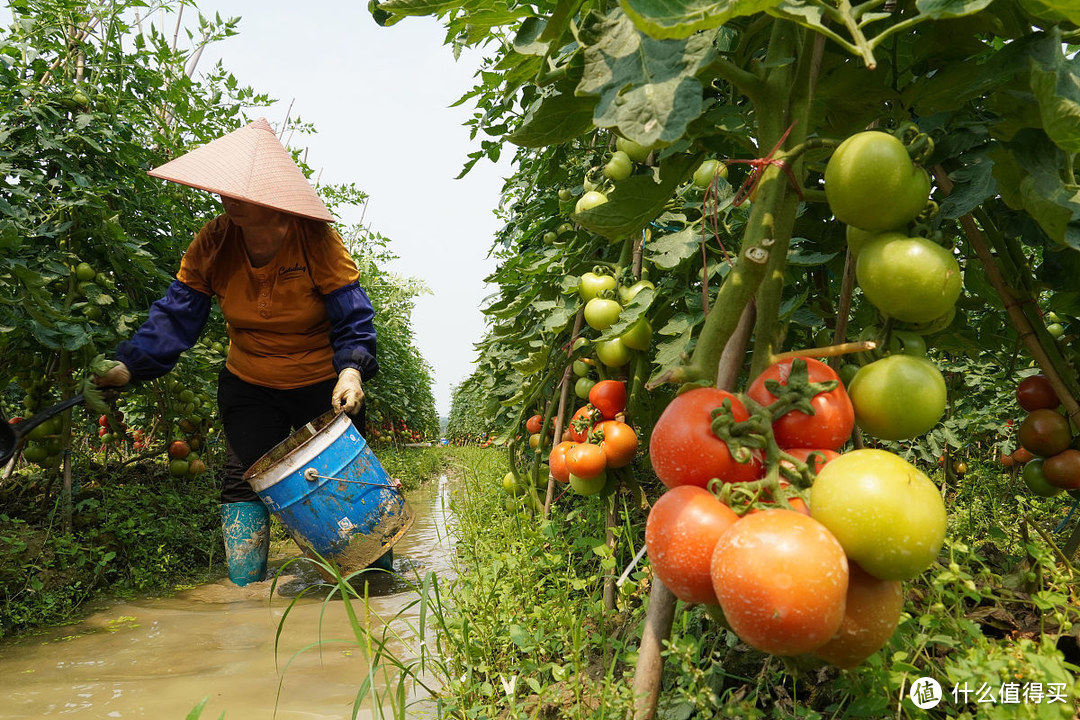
[{"xmin": 302, "ymin": 467, "xmax": 401, "ymax": 489}]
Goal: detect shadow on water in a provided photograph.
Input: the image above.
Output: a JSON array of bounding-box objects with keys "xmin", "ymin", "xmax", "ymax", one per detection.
[{"xmin": 0, "ymin": 475, "xmax": 456, "ymax": 719}]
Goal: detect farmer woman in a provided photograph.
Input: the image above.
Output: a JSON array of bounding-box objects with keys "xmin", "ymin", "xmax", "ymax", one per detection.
[{"xmin": 95, "ymin": 118, "xmax": 378, "ymax": 586}]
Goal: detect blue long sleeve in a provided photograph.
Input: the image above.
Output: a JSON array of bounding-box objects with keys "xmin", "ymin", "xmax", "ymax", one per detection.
[
  {"xmin": 114, "ymin": 280, "xmax": 212, "ymax": 381},
  {"xmin": 324, "ymin": 282, "xmax": 379, "ymax": 381}
]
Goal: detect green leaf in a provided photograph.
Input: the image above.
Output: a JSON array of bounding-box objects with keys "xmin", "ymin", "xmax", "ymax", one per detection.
[
  {"xmin": 619, "ymin": 0, "xmax": 781, "ymax": 40},
  {"xmin": 1018, "ymin": 0, "xmax": 1080, "ymax": 23},
  {"xmin": 646, "ymin": 225, "xmax": 699, "ymax": 269},
  {"xmin": 512, "ymin": 17, "xmax": 548, "ymax": 56},
  {"xmin": 541, "ymin": 0, "xmax": 588, "ymax": 42},
  {"xmin": 915, "ymin": 0, "xmax": 996, "ymax": 19},
  {"xmin": 507, "ymin": 89, "xmax": 598, "ymax": 147},
  {"xmin": 1029, "ymin": 53, "xmax": 1080, "ymax": 154},
  {"xmin": 375, "ymin": 0, "xmax": 462, "ymax": 16},
  {"xmin": 573, "ymin": 153, "xmax": 699, "ymax": 240},
  {"xmin": 939, "ymin": 152, "xmax": 997, "ymax": 220},
  {"xmin": 990, "ymin": 131, "xmax": 1080, "ymax": 249},
  {"xmin": 578, "ymin": 9, "xmax": 716, "ymax": 146}
]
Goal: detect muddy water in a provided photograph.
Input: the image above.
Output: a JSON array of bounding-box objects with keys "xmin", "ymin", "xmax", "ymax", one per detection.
[{"xmin": 0, "ymin": 476, "xmax": 456, "ymax": 719}]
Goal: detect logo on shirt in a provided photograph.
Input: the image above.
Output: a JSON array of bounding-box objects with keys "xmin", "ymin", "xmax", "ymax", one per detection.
[{"xmin": 278, "ymin": 263, "xmax": 308, "ymax": 279}]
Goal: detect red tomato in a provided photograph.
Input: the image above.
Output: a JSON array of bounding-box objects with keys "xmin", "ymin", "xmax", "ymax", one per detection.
[
  {"xmin": 1043, "ymin": 449, "xmax": 1080, "ymax": 490},
  {"xmin": 589, "ymin": 380, "xmax": 627, "ymax": 419},
  {"xmin": 1016, "ymin": 374, "xmax": 1060, "ymax": 412},
  {"xmin": 1011, "ymin": 446, "xmax": 1034, "ymax": 465},
  {"xmin": 565, "ymin": 442, "xmax": 607, "ymax": 479},
  {"xmin": 646, "ymin": 486, "xmax": 739, "ymax": 605},
  {"xmin": 548, "ymin": 441, "xmax": 576, "ymax": 484},
  {"xmin": 746, "ymin": 357, "xmax": 854, "ymax": 451},
  {"xmin": 649, "ymin": 388, "xmax": 763, "ymax": 489},
  {"xmin": 812, "ymin": 563, "xmax": 903, "ymax": 668},
  {"xmin": 567, "ymin": 405, "xmax": 598, "ymax": 443},
  {"xmin": 596, "ymin": 420, "xmax": 638, "ymax": 468},
  {"xmin": 525, "ymin": 414, "xmax": 543, "ymax": 435},
  {"xmin": 782, "ymin": 447, "xmax": 841, "ymax": 475},
  {"xmin": 710, "ymin": 510, "xmax": 849, "ymax": 656}
]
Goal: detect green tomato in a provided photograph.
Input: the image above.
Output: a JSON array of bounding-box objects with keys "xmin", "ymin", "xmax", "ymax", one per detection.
[
  {"xmin": 824, "ymin": 131, "xmax": 931, "ymax": 231},
  {"xmin": 584, "ymin": 297, "xmax": 622, "ymax": 330},
  {"xmin": 620, "ymin": 316, "xmax": 652, "ymax": 351},
  {"xmin": 575, "ymin": 190, "xmax": 608, "ymax": 214},
  {"xmin": 570, "ymin": 469, "xmax": 607, "ymax": 496},
  {"xmin": 604, "ymin": 150, "xmax": 633, "ymax": 181},
  {"xmin": 616, "ymin": 136, "xmax": 651, "ymax": 163},
  {"xmin": 618, "ymin": 279, "xmax": 655, "ymax": 306},
  {"xmin": 595, "ymin": 337, "xmax": 632, "ymax": 368},
  {"xmin": 572, "ymin": 360, "xmax": 592, "ymax": 377},
  {"xmin": 1023, "ymin": 459, "xmax": 1064, "ymax": 497},
  {"xmin": 502, "ymin": 471, "xmax": 525, "ymax": 496},
  {"xmin": 575, "ymin": 377, "xmax": 596, "ymax": 400},
  {"xmin": 542, "ymin": 231, "xmax": 558, "ymax": 245},
  {"xmin": 75, "ymin": 262, "xmax": 96, "ymax": 282},
  {"xmin": 856, "ymin": 234, "xmax": 963, "ymax": 324},
  {"xmin": 844, "ymin": 225, "xmax": 898, "ymax": 258},
  {"xmin": 848, "ymin": 354, "xmax": 947, "ymax": 441},
  {"xmin": 578, "ymin": 272, "xmax": 617, "ymax": 302},
  {"xmin": 1047, "ymin": 323, "xmax": 1065, "ymax": 339},
  {"xmin": 557, "ymin": 222, "xmax": 575, "ymax": 236},
  {"xmin": 692, "ymin": 158, "xmax": 727, "ymax": 188},
  {"xmin": 558, "ymin": 188, "xmax": 573, "ymax": 202},
  {"xmin": 810, "ymin": 449, "xmax": 947, "ymax": 581}
]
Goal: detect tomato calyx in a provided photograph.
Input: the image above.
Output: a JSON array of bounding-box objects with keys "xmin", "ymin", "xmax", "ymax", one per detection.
[{"xmin": 756, "ymin": 358, "xmax": 841, "ymax": 421}]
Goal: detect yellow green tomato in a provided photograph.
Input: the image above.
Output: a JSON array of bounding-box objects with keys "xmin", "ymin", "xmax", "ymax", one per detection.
[
  {"xmin": 502, "ymin": 471, "xmax": 525, "ymax": 496},
  {"xmin": 856, "ymin": 235, "xmax": 963, "ymax": 324},
  {"xmin": 824, "ymin": 131, "xmax": 931, "ymax": 231},
  {"xmin": 604, "ymin": 150, "xmax": 633, "ymax": 181},
  {"xmin": 620, "ymin": 316, "xmax": 652, "ymax": 351},
  {"xmin": 692, "ymin": 158, "xmax": 728, "ymax": 188},
  {"xmin": 810, "ymin": 449, "xmax": 946, "ymax": 581},
  {"xmin": 845, "ymin": 226, "xmax": 899, "ymax": 258},
  {"xmin": 584, "ymin": 297, "xmax": 622, "ymax": 330},
  {"xmin": 570, "ymin": 469, "xmax": 607, "ymax": 495},
  {"xmin": 595, "ymin": 337, "xmax": 632, "ymax": 368},
  {"xmin": 616, "ymin": 136, "xmax": 651, "ymax": 163},
  {"xmin": 575, "ymin": 190, "xmax": 608, "ymax": 214},
  {"xmin": 578, "ymin": 272, "xmax": 617, "ymax": 302},
  {"xmin": 575, "ymin": 377, "xmax": 596, "ymax": 400},
  {"xmin": 847, "ymin": 354, "xmax": 946, "ymax": 441},
  {"xmin": 618, "ymin": 279, "xmax": 655, "ymax": 305}
]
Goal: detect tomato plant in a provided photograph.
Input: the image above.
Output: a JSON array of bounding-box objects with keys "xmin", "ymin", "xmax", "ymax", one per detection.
[
  {"xmin": 746, "ymin": 357, "xmax": 854, "ymax": 451},
  {"xmin": 646, "ymin": 486, "xmax": 738, "ymax": 605},
  {"xmin": 810, "ymin": 449, "xmax": 947, "ymax": 581},
  {"xmin": 650, "ymin": 388, "xmax": 763, "ymax": 489},
  {"xmin": 710, "ymin": 509, "xmax": 849, "ymax": 656}
]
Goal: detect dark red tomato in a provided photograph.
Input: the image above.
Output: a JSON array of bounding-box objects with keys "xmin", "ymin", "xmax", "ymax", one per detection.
[
  {"xmin": 746, "ymin": 358, "xmax": 854, "ymax": 451},
  {"xmin": 1016, "ymin": 374, "xmax": 1060, "ymax": 412},
  {"xmin": 710, "ymin": 509, "xmax": 848, "ymax": 656},
  {"xmin": 525, "ymin": 414, "xmax": 543, "ymax": 435},
  {"xmin": 1011, "ymin": 446, "xmax": 1034, "ymax": 465},
  {"xmin": 646, "ymin": 486, "xmax": 739, "ymax": 605},
  {"xmin": 548, "ymin": 441, "xmax": 577, "ymax": 484},
  {"xmin": 812, "ymin": 563, "xmax": 903, "ymax": 669},
  {"xmin": 1043, "ymin": 449, "xmax": 1080, "ymax": 490},
  {"xmin": 596, "ymin": 420, "xmax": 638, "ymax": 468},
  {"xmin": 589, "ymin": 380, "xmax": 627, "ymax": 420},
  {"xmin": 1018, "ymin": 409, "xmax": 1072, "ymax": 457},
  {"xmin": 782, "ymin": 447, "xmax": 841, "ymax": 475},
  {"xmin": 567, "ymin": 405, "xmax": 598, "ymax": 443},
  {"xmin": 649, "ymin": 388, "xmax": 764, "ymax": 489}
]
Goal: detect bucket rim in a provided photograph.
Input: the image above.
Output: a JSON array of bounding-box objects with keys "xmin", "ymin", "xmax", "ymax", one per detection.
[{"xmin": 241, "ymin": 409, "xmax": 351, "ymax": 484}]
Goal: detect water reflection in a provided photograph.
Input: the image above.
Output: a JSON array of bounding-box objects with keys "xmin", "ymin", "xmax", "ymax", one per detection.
[{"xmin": 0, "ymin": 476, "xmax": 455, "ymax": 719}]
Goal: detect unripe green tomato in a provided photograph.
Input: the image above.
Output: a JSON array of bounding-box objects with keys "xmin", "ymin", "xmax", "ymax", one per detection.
[
  {"xmin": 1047, "ymin": 323, "xmax": 1065, "ymax": 339},
  {"xmin": 542, "ymin": 231, "xmax": 558, "ymax": 245},
  {"xmin": 604, "ymin": 150, "xmax": 633, "ymax": 181},
  {"xmin": 569, "ymin": 469, "xmax": 607, "ymax": 495},
  {"xmin": 616, "ymin": 136, "xmax": 651, "ymax": 163},
  {"xmin": 810, "ymin": 449, "xmax": 946, "ymax": 581},
  {"xmin": 824, "ymin": 131, "xmax": 931, "ymax": 231},
  {"xmin": 1022, "ymin": 459, "xmax": 1063, "ymax": 497},
  {"xmin": 856, "ymin": 235, "xmax": 962, "ymax": 324},
  {"xmin": 75, "ymin": 262, "xmax": 96, "ymax": 282},
  {"xmin": 575, "ymin": 190, "xmax": 608, "ymax": 214},
  {"xmin": 575, "ymin": 377, "xmax": 596, "ymax": 400},
  {"xmin": 618, "ymin": 279, "xmax": 655, "ymax": 305},
  {"xmin": 582, "ymin": 176, "xmax": 599, "ymax": 192},
  {"xmin": 595, "ymin": 338, "xmax": 632, "ymax": 368},
  {"xmin": 572, "ymin": 360, "xmax": 592, "ymax": 377},
  {"xmin": 620, "ymin": 316, "xmax": 652, "ymax": 351},
  {"xmin": 692, "ymin": 159, "xmax": 727, "ymax": 188},
  {"xmin": 848, "ymin": 354, "xmax": 947, "ymax": 440},
  {"xmin": 558, "ymin": 188, "xmax": 573, "ymax": 202},
  {"xmin": 557, "ymin": 222, "xmax": 575, "ymax": 236},
  {"xmin": 584, "ymin": 297, "xmax": 622, "ymax": 330}
]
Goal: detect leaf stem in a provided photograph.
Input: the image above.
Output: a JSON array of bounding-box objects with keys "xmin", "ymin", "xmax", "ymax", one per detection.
[{"xmin": 770, "ymin": 340, "xmax": 877, "ymax": 365}]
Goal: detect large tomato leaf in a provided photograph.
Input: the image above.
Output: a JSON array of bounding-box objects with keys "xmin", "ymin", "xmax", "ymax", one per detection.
[
  {"xmin": 507, "ymin": 88, "xmax": 598, "ymax": 147},
  {"xmin": 577, "ymin": 9, "xmax": 716, "ymax": 147},
  {"xmin": 1018, "ymin": 0, "xmax": 1080, "ymax": 23},
  {"xmin": 990, "ymin": 132, "xmax": 1080, "ymax": 250},
  {"xmin": 1029, "ymin": 50, "xmax": 1080, "ymax": 154},
  {"xmin": 572, "ymin": 153, "xmax": 699, "ymax": 240},
  {"xmin": 601, "ymin": 286, "xmax": 656, "ymax": 339},
  {"xmin": 939, "ymin": 152, "xmax": 997, "ymax": 220},
  {"xmin": 618, "ymin": 0, "xmax": 780, "ymax": 40}
]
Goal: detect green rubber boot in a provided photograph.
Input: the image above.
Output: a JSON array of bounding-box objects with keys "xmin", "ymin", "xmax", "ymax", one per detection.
[{"xmin": 220, "ymin": 501, "xmax": 270, "ymax": 586}]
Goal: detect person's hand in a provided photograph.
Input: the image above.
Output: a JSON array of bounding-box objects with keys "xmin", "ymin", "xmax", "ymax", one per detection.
[
  {"xmin": 94, "ymin": 360, "xmax": 131, "ymax": 388},
  {"xmin": 332, "ymin": 368, "xmax": 364, "ymax": 414}
]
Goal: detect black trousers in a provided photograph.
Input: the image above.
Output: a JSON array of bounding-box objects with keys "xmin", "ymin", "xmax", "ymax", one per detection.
[{"xmin": 217, "ymin": 367, "xmax": 366, "ymax": 504}]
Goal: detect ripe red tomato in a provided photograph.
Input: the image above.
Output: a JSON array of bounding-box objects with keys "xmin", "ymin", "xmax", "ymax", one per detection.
[
  {"xmin": 525, "ymin": 414, "xmax": 543, "ymax": 435},
  {"xmin": 589, "ymin": 380, "xmax": 627, "ymax": 420},
  {"xmin": 746, "ymin": 358, "xmax": 854, "ymax": 451},
  {"xmin": 596, "ymin": 420, "xmax": 638, "ymax": 468},
  {"xmin": 646, "ymin": 486, "xmax": 739, "ymax": 605},
  {"xmin": 1018, "ymin": 409, "xmax": 1072, "ymax": 457},
  {"xmin": 548, "ymin": 441, "xmax": 576, "ymax": 484},
  {"xmin": 810, "ymin": 449, "xmax": 946, "ymax": 581},
  {"xmin": 812, "ymin": 563, "xmax": 903, "ymax": 669},
  {"xmin": 649, "ymin": 388, "xmax": 764, "ymax": 489},
  {"xmin": 1042, "ymin": 449, "xmax": 1080, "ymax": 490},
  {"xmin": 567, "ymin": 405, "xmax": 598, "ymax": 443},
  {"xmin": 168, "ymin": 440, "xmax": 190, "ymax": 460},
  {"xmin": 710, "ymin": 510, "xmax": 848, "ymax": 656},
  {"xmin": 782, "ymin": 447, "xmax": 840, "ymax": 475},
  {"xmin": 565, "ymin": 442, "xmax": 607, "ymax": 480},
  {"xmin": 1016, "ymin": 374, "xmax": 1060, "ymax": 412}
]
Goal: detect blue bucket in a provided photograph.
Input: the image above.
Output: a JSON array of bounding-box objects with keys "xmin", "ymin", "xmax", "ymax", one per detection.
[{"xmin": 243, "ymin": 410, "xmax": 413, "ymax": 574}]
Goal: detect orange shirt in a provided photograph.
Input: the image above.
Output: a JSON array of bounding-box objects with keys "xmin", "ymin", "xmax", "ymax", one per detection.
[{"xmin": 177, "ymin": 215, "xmax": 360, "ymax": 389}]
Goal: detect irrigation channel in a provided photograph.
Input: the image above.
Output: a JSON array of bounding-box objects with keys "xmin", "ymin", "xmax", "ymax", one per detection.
[{"xmin": 0, "ymin": 475, "xmax": 456, "ymax": 719}]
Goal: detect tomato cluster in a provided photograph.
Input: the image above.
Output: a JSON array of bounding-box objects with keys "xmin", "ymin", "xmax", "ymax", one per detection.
[
  {"xmin": 645, "ymin": 358, "xmax": 947, "ymax": 667},
  {"xmin": 577, "ymin": 270, "xmax": 654, "ymax": 367},
  {"xmin": 548, "ymin": 380, "xmax": 639, "ymax": 496},
  {"xmin": 1009, "ymin": 374, "xmax": 1080, "ymax": 496}
]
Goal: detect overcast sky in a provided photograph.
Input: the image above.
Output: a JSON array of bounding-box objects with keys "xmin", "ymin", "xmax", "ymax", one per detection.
[{"xmin": 182, "ymin": 0, "xmax": 513, "ymax": 416}]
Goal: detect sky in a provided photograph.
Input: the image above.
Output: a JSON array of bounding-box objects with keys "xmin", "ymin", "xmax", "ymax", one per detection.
[{"xmin": 179, "ymin": 1, "xmax": 513, "ymax": 416}]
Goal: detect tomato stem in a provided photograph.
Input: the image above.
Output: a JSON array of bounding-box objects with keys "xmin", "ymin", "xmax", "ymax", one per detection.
[{"xmin": 769, "ymin": 340, "xmax": 876, "ymax": 365}]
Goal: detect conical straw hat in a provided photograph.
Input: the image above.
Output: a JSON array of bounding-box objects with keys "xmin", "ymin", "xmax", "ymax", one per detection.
[{"xmin": 148, "ymin": 118, "xmax": 333, "ymax": 222}]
